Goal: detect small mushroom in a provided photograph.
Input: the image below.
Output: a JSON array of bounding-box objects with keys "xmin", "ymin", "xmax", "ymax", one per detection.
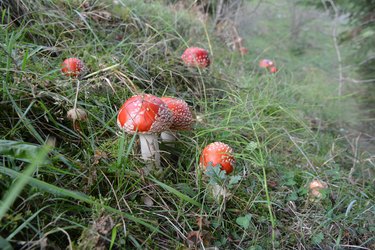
[
  {"xmin": 200, "ymin": 142, "xmax": 235, "ymax": 174},
  {"xmin": 269, "ymin": 66, "xmax": 278, "ymax": 73},
  {"xmin": 259, "ymin": 59, "xmax": 274, "ymax": 69},
  {"xmin": 160, "ymin": 97, "xmax": 194, "ymax": 143},
  {"xmin": 67, "ymin": 108, "xmax": 87, "ymax": 131},
  {"xmin": 117, "ymin": 94, "xmax": 173, "ymax": 169},
  {"xmin": 181, "ymin": 47, "xmax": 210, "ymax": 68},
  {"xmin": 309, "ymin": 179, "xmax": 328, "ymax": 198},
  {"xmin": 200, "ymin": 142, "xmax": 236, "ymax": 200},
  {"xmin": 61, "ymin": 57, "xmax": 86, "ymax": 78},
  {"xmin": 67, "ymin": 108, "xmax": 87, "ymax": 121}
]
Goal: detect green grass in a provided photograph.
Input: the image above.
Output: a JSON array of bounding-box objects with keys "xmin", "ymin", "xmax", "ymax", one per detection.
[{"xmin": 0, "ymin": 0, "xmax": 374, "ymax": 249}]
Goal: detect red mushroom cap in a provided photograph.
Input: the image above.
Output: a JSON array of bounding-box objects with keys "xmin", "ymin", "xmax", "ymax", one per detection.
[
  {"xmin": 181, "ymin": 47, "xmax": 210, "ymax": 68},
  {"xmin": 200, "ymin": 142, "xmax": 235, "ymax": 174},
  {"xmin": 259, "ymin": 59, "xmax": 274, "ymax": 69},
  {"xmin": 117, "ymin": 94, "xmax": 173, "ymax": 134},
  {"xmin": 161, "ymin": 97, "xmax": 194, "ymax": 130},
  {"xmin": 269, "ymin": 66, "xmax": 278, "ymax": 73},
  {"xmin": 61, "ymin": 58, "xmax": 86, "ymax": 77},
  {"xmin": 309, "ymin": 179, "xmax": 328, "ymax": 198},
  {"xmin": 239, "ymin": 47, "xmax": 249, "ymax": 56}
]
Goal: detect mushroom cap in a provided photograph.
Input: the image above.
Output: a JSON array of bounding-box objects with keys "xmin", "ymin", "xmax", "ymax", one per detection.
[
  {"xmin": 117, "ymin": 94, "xmax": 173, "ymax": 134},
  {"xmin": 61, "ymin": 57, "xmax": 86, "ymax": 77},
  {"xmin": 67, "ymin": 108, "xmax": 88, "ymax": 121},
  {"xmin": 181, "ymin": 47, "xmax": 210, "ymax": 68},
  {"xmin": 160, "ymin": 97, "xmax": 194, "ymax": 130},
  {"xmin": 309, "ymin": 179, "xmax": 327, "ymax": 190},
  {"xmin": 200, "ymin": 142, "xmax": 235, "ymax": 174},
  {"xmin": 269, "ymin": 66, "xmax": 278, "ymax": 73},
  {"xmin": 259, "ymin": 59, "xmax": 274, "ymax": 69},
  {"xmin": 309, "ymin": 179, "xmax": 328, "ymax": 198}
]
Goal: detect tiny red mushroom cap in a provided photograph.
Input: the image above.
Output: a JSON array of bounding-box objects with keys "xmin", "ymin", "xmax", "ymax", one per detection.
[
  {"xmin": 239, "ymin": 47, "xmax": 249, "ymax": 56},
  {"xmin": 161, "ymin": 97, "xmax": 194, "ymax": 130},
  {"xmin": 117, "ymin": 94, "xmax": 173, "ymax": 134},
  {"xmin": 259, "ymin": 59, "xmax": 274, "ymax": 69},
  {"xmin": 181, "ymin": 47, "xmax": 210, "ymax": 68},
  {"xmin": 61, "ymin": 57, "xmax": 86, "ymax": 77},
  {"xmin": 200, "ymin": 142, "xmax": 235, "ymax": 174},
  {"xmin": 269, "ymin": 66, "xmax": 278, "ymax": 73}
]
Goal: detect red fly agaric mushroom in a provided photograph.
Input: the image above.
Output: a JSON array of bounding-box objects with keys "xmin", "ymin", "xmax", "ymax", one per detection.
[
  {"xmin": 269, "ymin": 66, "xmax": 278, "ymax": 73},
  {"xmin": 258, "ymin": 59, "xmax": 274, "ymax": 69},
  {"xmin": 117, "ymin": 94, "xmax": 173, "ymax": 168},
  {"xmin": 61, "ymin": 57, "xmax": 86, "ymax": 77},
  {"xmin": 160, "ymin": 97, "xmax": 194, "ymax": 142},
  {"xmin": 181, "ymin": 47, "xmax": 210, "ymax": 68},
  {"xmin": 200, "ymin": 142, "xmax": 235, "ymax": 174}
]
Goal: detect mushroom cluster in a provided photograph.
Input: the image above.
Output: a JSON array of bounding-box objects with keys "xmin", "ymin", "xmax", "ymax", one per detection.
[
  {"xmin": 111, "ymin": 47, "xmax": 239, "ymax": 179},
  {"xmin": 259, "ymin": 59, "xmax": 278, "ymax": 73},
  {"xmin": 117, "ymin": 94, "xmax": 195, "ymax": 169},
  {"xmin": 117, "ymin": 94, "xmax": 173, "ymax": 168},
  {"xmin": 59, "ymin": 46, "xmax": 240, "ymax": 185}
]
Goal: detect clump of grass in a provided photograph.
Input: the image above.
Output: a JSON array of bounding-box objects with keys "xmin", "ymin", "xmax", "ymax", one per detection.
[{"xmin": 0, "ymin": 0, "xmax": 373, "ymax": 249}]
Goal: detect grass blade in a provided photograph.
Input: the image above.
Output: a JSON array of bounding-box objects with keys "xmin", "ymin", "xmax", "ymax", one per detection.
[
  {"xmin": 0, "ymin": 166, "xmax": 165, "ymax": 237},
  {"xmin": 0, "ymin": 146, "xmax": 50, "ymax": 220},
  {"xmin": 150, "ymin": 177, "xmax": 202, "ymax": 208}
]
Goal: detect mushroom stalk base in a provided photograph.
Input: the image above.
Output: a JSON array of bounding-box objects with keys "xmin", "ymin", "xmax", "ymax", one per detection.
[
  {"xmin": 139, "ymin": 134, "xmax": 160, "ymax": 169},
  {"xmin": 211, "ymin": 183, "xmax": 231, "ymax": 201}
]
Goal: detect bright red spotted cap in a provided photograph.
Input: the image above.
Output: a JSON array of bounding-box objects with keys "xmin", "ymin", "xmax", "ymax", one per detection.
[
  {"xmin": 117, "ymin": 94, "xmax": 173, "ymax": 134},
  {"xmin": 259, "ymin": 59, "xmax": 274, "ymax": 69},
  {"xmin": 161, "ymin": 97, "xmax": 194, "ymax": 130},
  {"xmin": 181, "ymin": 47, "xmax": 210, "ymax": 68},
  {"xmin": 200, "ymin": 142, "xmax": 235, "ymax": 174},
  {"xmin": 61, "ymin": 57, "xmax": 86, "ymax": 77}
]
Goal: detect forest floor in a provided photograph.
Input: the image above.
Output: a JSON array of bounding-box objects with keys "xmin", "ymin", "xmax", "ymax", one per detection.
[{"xmin": 0, "ymin": 0, "xmax": 373, "ymax": 249}]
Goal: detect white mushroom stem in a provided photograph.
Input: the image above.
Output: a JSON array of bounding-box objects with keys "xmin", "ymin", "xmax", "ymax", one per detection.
[
  {"xmin": 139, "ymin": 134, "xmax": 160, "ymax": 168},
  {"xmin": 73, "ymin": 79, "xmax": 80, "ymax": 111},
  {"xmin": 211, "ymin": 183, "xmax": 231, "ymax": 201},
  {"xmin": 160, "ymin": 131, "xmax": 178, "ymax": 143}
]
